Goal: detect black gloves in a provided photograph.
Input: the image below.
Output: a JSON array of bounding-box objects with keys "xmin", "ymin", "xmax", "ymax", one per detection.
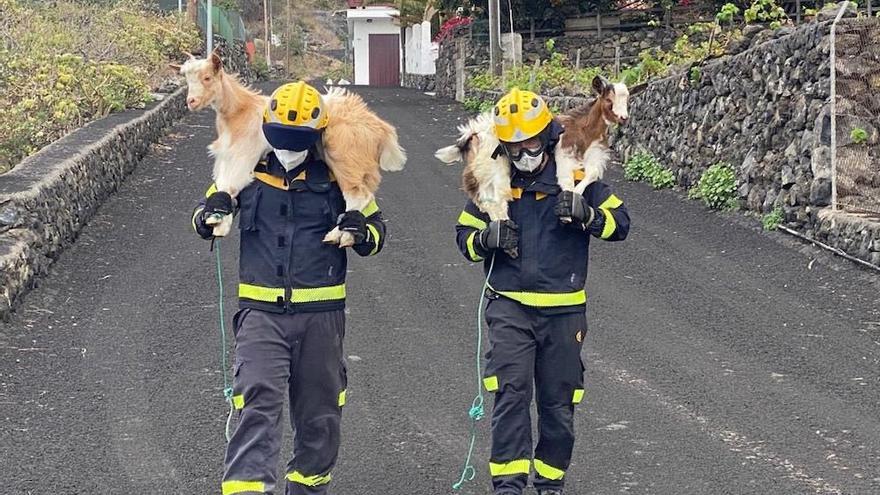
[
  {"xmin": 337, "ymin": 210, "xmax": 367, "ymax": 245},
  {"xmin": 478, "ymin": 220, "xmax": 519, "ymax": 258},
  {"xmin": 193, "ymin": 191, "xmax": 235, "ymax": 240},
  {"xmin": 555, "ymin": 191, "xmax": 595, "ymax": 226},
  {"xmin": 204, "ymin": 191, "xmax": 235, "ymax": 219}
]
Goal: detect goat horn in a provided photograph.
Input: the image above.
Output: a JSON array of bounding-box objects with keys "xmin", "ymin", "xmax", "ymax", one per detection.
[{"xmin": 183, "ymin": 51, "xmax": 196, "ymax": 59}]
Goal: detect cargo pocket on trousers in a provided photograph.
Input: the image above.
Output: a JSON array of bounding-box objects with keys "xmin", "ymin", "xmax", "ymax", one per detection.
[
  {"xmin": 337, "ymin": 359, "xmax": 348, "ymax": 408},
  {"xmin": 231, "ymin": 360, "xmax": 245, "ymax": 411},
  {"xmin": 572, "ymin": 358, "xmax": 586, "ymax": 406}
]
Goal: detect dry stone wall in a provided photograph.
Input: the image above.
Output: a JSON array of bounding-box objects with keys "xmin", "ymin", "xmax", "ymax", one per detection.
[{"xmin": 616, "ymin": 16, "xmax": 880, "ymax": 266}]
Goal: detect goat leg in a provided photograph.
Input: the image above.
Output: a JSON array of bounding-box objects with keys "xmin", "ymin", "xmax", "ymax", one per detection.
[{"xmin": 324, "ymin": 187, "xmax": 374, "ymax": 248}]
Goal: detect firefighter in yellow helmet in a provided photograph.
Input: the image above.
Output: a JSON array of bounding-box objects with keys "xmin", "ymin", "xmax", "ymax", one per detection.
[
  {"xmin": 455, "ymin": 87, "xmax": 631, "ymax": 495},
  {"xmin": 192, "ymin": 81, "xmax": 387, "ymax": 495}
]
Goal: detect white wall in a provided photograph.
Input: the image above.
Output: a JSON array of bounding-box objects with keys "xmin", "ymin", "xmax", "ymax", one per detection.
[
  {"xmin": 403, "ymin": 21, "xmax": 436, "ymax": 76},
  {"xmin": 351, "ymin": 17, "xmax": 401, "ymax": 85}
]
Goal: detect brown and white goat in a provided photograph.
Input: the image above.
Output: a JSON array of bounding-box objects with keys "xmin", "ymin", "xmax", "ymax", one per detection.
[
  {"xmin": 174, "ymin": 53, "xmax": 270, "ymax": 237},
  {"xmin": 175, "ymin": 53, "xmax": 406, "ymax": 245},
  {"xmin": 436, "ymin": 76, "xmax": 637, "ymax": 222}
]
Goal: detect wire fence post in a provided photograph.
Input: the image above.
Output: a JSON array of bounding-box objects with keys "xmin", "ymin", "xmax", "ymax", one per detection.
[
  {"xmin": 207, "ymin": 0, "xmax": 213, "ymax": 54},
  {"xmin": 614, "ymin": 45, "xmax": 620, "ymax": 78},
  {"xmin": 830, "ymin": 3, "xmax": 844, "ymax": 211}
]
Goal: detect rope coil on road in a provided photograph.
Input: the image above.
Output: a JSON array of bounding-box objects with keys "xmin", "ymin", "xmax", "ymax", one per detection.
[
  {"xmin": 214, "ymin": 239, "xmax": 236, "ymax": 442},
  {"xmin": 453, "ymin": 254, "xmax": 496, "ymax": 490}
]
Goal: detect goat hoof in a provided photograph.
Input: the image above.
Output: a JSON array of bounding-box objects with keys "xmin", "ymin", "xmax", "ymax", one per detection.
[
  {"xmin": 337, "ymin": 232, "xmax": 355, "ymax": 248},
  {"xmin": 323, "ymin": 227, "xmax": 342, "ymax": 245},
  {"xmin": 505, "ymin": 247, "xmax": 519, "ymax": 259},
  {"xmin": 205, "ymin": 213, "xmax": 225, "ymax": 226},
  {"xmin": 559, "ymin": 216, "xmax": 573, "ymax": 224}
]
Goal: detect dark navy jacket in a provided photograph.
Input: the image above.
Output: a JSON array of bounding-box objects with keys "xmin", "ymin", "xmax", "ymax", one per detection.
[
  {"xmin": 194, "ymin": 151, "xmax": 385, "ymax": 313},
  {"xmin": 455, "ymin": 154, "xmax": 629, "ymax": 314}
]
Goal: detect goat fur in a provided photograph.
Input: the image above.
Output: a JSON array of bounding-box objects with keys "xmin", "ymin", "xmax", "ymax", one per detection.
[
  {"xmin": 437, "ymin": 78, "xmax": 634, "ymax": 222},
  {"xmin": 178, "ymin": 55, "xmax": 406, "ymax": 244}
]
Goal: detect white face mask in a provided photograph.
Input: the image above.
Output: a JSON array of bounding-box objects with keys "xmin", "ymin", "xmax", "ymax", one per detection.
[
  {"xmin": 512, "ymin": 153, "xmax": 544, "ymax": 173},
  {"xmin": 274, "ymin": 149, "xmax": 308, "ymax": 171}
]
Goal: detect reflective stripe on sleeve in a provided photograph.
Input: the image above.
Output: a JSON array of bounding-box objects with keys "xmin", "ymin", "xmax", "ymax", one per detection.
[{"xmin": 458, "ymin": 210, "xmax": 488, "ymax": 230}]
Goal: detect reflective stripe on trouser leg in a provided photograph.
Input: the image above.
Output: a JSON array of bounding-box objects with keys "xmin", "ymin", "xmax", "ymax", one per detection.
[
  {"xmin": 286, "ymin": 310, "xmax": 346, "ymax": 495},
  {"xmin": 223, "ymin": 309, "xmax": 292, "ymax": 494},
  {"xmin": 533, "ymin": 309, "xmax": 587, "ymax": 491},
  {"xmin": 484, "ymin": 297, "xmax": 536, "ymax": 494}
]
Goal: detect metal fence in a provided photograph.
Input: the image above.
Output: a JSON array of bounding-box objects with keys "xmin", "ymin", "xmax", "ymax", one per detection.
[
  {"xmin": 831, "ymin": 8, "xmax": 880, "ymax": 216},
  {"xmin": 155, "ymin": 0, "xmax": 247, "ymax": 44}
]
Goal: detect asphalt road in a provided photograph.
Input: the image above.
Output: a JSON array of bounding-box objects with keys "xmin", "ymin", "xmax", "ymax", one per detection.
[{"xmin": 1, "ymin": 86, "xmax": 879, "ymax": 495}]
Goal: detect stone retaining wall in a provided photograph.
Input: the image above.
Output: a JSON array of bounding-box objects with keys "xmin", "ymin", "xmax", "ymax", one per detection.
[
  {"xmin": 432, "ymin": 13, "xmax": 880, "ymax": 267},
  {"xmin": 616, "ymin": 16, "xmax": 880, "ymax": 266},
  {"xmin": 0, "ymin": 87, "xmax": 188, "ymax": 317}
]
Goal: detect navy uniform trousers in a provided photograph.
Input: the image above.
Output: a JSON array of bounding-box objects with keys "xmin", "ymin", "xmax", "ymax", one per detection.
[
  {"xmin": 483, "ymin": 296, "xmax": 587, "ymax": 494},
  {"xmin": 222, "ymin": 308, "xmax": 347, "ymax": 495}
]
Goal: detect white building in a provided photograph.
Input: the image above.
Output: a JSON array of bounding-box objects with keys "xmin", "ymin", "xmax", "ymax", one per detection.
[{"xmin": 346, "ymin": 6, "xmax": 401, "ymax": 86}]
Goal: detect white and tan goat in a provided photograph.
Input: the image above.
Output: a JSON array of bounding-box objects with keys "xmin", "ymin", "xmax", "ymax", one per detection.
[
  {"xmin": 436, "ymin": 76, "xmax": 638, "ymax": 221},
  {"xmin": 175, "ymin": 54, "xmax": 406, "ymax": 245}
]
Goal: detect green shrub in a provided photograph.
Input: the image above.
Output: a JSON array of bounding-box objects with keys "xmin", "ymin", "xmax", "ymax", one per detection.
[
  {"xmin": 469, "ymin": 71, "xmax": 500, "ymax": 91},
  {"xmin": 0, "ymin": 0, "xmax": 200, "ymax": 172},
  {"xmin": 624, "ymin": 152, "xmax": 676, "ymax": 189},
  {"xmin": 744, "ymin": 0, "xmax": 788, "ymax": 24},
  {"xmin": 623, "ymin": 152, "xmax": 655, "ymax": 181},
  {"xmin": 462, "ymin": 98, "xmax": 494, "ymax": 113},
  {"xmin": 691, "ymin": 162, "xmax": 738, "ymax": 210},
  {"xmin": 851, "ymin": 127, "xmax": 868, "ymax": 144},
  {"xmin": 762, "ymin": 207, "xmax": 784, "ymax": 230},
  {"xmin": 716, "ymin": 3, "xmax": 741, "ymax": 24},
  {"xmin": 689, "ymin": 66, "xmax": 702, "ymax": 84}
]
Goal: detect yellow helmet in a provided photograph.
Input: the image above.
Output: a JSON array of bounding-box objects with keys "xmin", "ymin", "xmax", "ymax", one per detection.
[
  {"xmin": 493, "ymin": 88, "xmax": 553, "ymax": 143},
  {"xmin": 262, "ymin": 81, "xmax": 330, "ymax": 151}
]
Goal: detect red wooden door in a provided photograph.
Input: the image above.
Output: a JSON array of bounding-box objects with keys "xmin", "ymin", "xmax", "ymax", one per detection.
[{"xmin": 368, "ymin": 34, "xmax": 400, "ymax": 87}]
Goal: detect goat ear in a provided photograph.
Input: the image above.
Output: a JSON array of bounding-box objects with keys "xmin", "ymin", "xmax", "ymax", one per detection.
[
  {"xmin": 210, "ymin": 52, "xmax": 223, "ymax": 74},
  {"xmin": 629, "ymin": 82, "xmax": 648, "ymax": 96},
  {"xmin": 591, "ymin": 75, "xmax": 610, "ymax": 95}
]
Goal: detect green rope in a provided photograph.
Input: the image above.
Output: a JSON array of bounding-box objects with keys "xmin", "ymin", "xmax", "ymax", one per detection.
[
  {"xmin": 453, "ymin": 254, "xmax": 496, "ymax": 490},
  {"xmin": 214, "ymin": 239, "xmax": 235, "ymax": 441}
]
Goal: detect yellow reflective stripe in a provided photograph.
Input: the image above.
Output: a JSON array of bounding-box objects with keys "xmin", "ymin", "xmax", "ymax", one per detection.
[
  {"xmin": 239, "ymin": 283, "xmax": 285, "ymax": 303},
  {"xmin": 573, "ymin": 169, "xmax": 586, "ymax": 181},
  {"xmin": 599, "ymin": 193, "xmax": 623, "ymax": 210},
  {"xmin": 338, "ymin": 389, "xmax": 347, "ymax": 407},
  {"xmin": 457, "ymin": 210, "xmax": 488, "ymax": 230},
  {"xmin": 205, "ymin": 183, "xmax": 218, "ymax": 198},
  {"xmin": 536, "ymin": 192, "xmax": 548, "ymax": 200},
  {"xmin": 362, "ymin": 199, "xmax": 379, "ymax": 217},
  {"xmin": 496, "ymin": 290, "xmax": 586, "ymax": 307},
  {"xmin": 254, "ymin": 171, "xmax": 289, "ymax": 190},
  {"xmin": 466, "ymin": 231, "xmax": 484, "ymax": 262},
  {"xmin": 573, "ymin": 389, "xmax": 585, "ymax": 404},
  {"xmin": 600, "ymin": 208, "xmax": 617, "ymax": 239},
  {"xmin": 483, "ymin": 375, "xmax": 499, "ymax": 392},
  {"xmin": 287, "ymin": 471, "xmax": 332, "ymax": 487},
  {"xmin": 192, "ymin": 207, "xmax": 204, "ymax": 232},
  {"xmin": 534, "ymin": 459, "xmax": 566, "ymax": 480},
  {"xmin": 221, "ymin": 480, "xmax": 265, "ymax": 495},
  {"xmin": 489, "ymin": 459, "xmax": 531, "ymax": 477},
  {"xmin": 232, "ymin": 394, "xmax": 244, "ymax": 410},
  {"xmin": 366, "ymin": 224, "xmax": 381, "ymax": 256},
  {"xmin": 290, "ymin": 284, "xmax": 346, "ymax": 303}
]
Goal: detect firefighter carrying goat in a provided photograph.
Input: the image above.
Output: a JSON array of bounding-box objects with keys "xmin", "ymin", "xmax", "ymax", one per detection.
[{"xmin": 454, "ymin": 88, "xmax": 631, "ymax": 495}]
